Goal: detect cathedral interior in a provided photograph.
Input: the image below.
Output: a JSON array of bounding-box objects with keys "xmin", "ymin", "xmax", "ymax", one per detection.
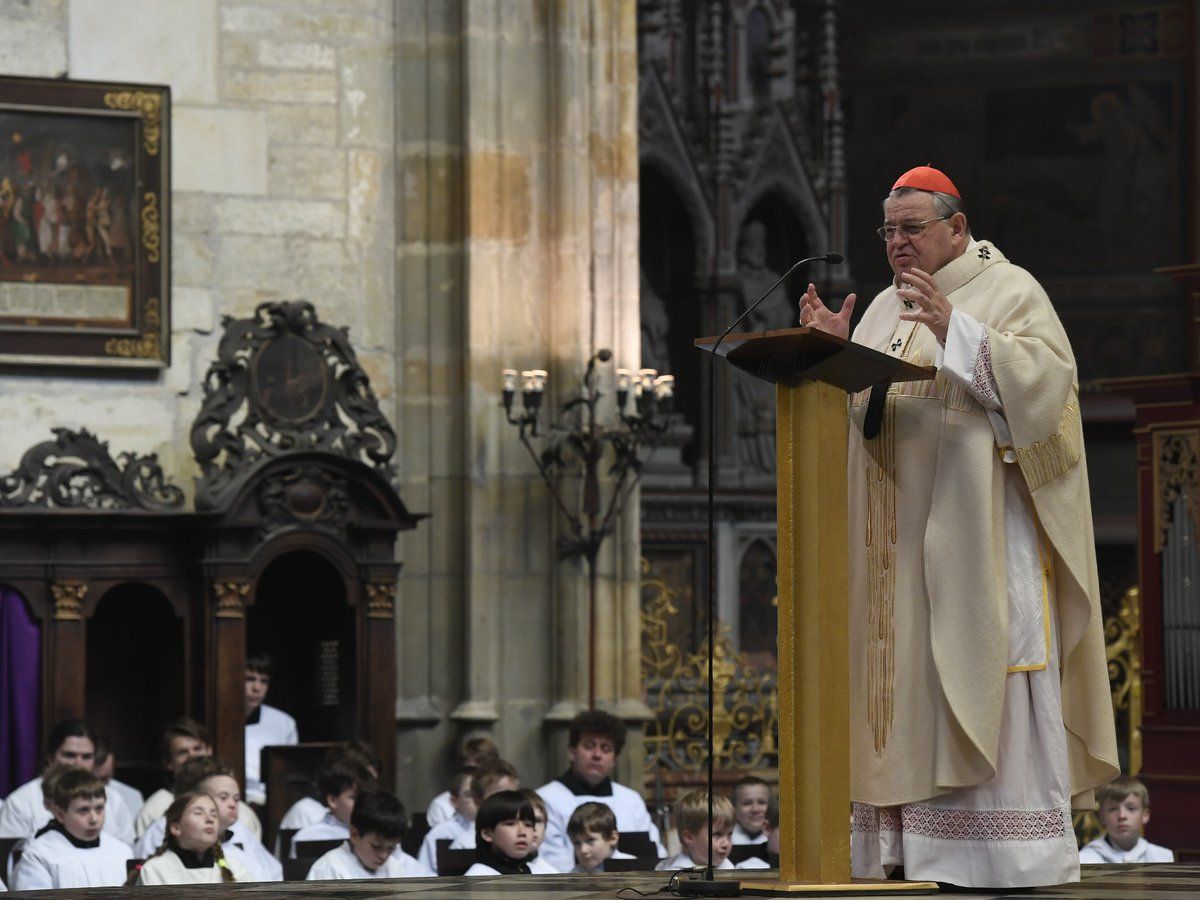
[{"xmin": 0, "ymin": 0, "xmax": 1197, "ymax": 879}]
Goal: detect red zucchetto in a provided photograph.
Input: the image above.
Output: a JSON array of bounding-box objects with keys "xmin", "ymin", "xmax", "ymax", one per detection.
[{"xmin": 891, "ymin": 165, "xmax": 961, "ymax": 199}]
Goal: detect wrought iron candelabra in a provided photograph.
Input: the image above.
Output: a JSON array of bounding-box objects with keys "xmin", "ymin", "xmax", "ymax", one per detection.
[{"xmin": 502, "ymin": 349, "xmax": 674, "ymax": 709}]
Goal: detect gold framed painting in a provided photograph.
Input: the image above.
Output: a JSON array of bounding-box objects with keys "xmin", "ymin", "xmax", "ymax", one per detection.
[{"xmin": 0, "ymin": 75, "xmax": 169, "ymax": 368}]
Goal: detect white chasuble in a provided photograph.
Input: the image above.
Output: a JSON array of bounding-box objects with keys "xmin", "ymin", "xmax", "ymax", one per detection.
[{"xmin": 844, "ymin": 241, "xmax": 1118, "ymax": 888}]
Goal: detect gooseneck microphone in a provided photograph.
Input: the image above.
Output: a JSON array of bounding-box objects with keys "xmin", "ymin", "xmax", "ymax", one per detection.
[
  {"xmin": 688, "ymin": 251, "xmax": 845, "ymax": 897},
  {"xmin": 711, "ymin": 252, "xmax": 844, "ymax": 359}
]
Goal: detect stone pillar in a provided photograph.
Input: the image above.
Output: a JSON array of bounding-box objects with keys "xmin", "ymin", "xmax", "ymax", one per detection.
[{"xmin": 394, "ymin": 0, "xmax": 646, "ymax": 804}]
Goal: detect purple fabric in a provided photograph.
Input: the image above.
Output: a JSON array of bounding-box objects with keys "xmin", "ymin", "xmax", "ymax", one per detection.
[{"xmin": 1, "ymin": 587, "xmax": 40, "ymax": 797}]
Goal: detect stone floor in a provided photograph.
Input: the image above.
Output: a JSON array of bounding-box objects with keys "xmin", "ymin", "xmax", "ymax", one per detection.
[{"xmin": 4, "ymin": 864, "xmax": 1195, "ymax": 898}]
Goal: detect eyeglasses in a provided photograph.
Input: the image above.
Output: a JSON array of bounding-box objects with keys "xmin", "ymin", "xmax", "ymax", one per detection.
[{"xmin": 876, "ymin": 216, "xmax": 949, "ymax": 242}]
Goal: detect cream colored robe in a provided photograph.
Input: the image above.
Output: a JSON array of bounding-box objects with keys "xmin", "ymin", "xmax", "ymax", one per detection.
[{"xmin": 846, "ymin": 241, "xmax": 1118, "ymax": 808}]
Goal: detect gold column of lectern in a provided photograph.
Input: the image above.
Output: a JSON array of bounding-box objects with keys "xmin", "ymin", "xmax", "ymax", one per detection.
[{"xmin": 695, "ymin": 326, "xmax": 937, "ymax": 895}]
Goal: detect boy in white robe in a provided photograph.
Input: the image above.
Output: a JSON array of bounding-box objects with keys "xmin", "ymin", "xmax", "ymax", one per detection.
[
  {"xmin": 425, "ymin": 735, "xmax": 499, "ymax": 827},
  {"xmin": 733, "ymin": 794, "xmax": 778, "ymax": 871},
  {"xmin": 10, "ymin": 768, "xmax": 133, "ymax": 891},
  {"xmin": 417, "ymin": 766, "xmax": 477, "ymax": 871},
  {"xmin": 464, "ymin": 791, "xmax": 539, "ymax": 876},
  {"xmin": 134, "ymin": 717, "xmax": 261, "ymax": 842},
  {"xmin": 655, "ymin": 790, "xmax": 747, "ymax": 872},
  {"xmin": 536, "ymin": 710, "xmax": 665, "ymax": 871},
  {"xmin": 446, "ymin": 759, "xmax": 520, "ymax": 853},
  {"xmin": 244, "ymin": 652, "xmax": 299, "ymax": 805},
  {"xmin": 289, "ymin": 759, "xmax": 370, "ymax": 857},
  {"xmin": 307, "ymin": 789, "xmax": 432, "ymax": 880},
  {"xmin": 0, "ymin": 719, "xmax": 133, "ymax": 846},
  {"xmin": 1079, "ymin": 775, "xmax": 1174, "ymax": 864},
  {"xmin": 568, "ymin": 801, "xmax": 636, "ymax": 873},
  {"xmin": 275, "ymin": 740, "xmax": 382, "ymax": 856},
  {"xmin": 729, "ymin": 776, "xmax": 770, "ymax": 845}
]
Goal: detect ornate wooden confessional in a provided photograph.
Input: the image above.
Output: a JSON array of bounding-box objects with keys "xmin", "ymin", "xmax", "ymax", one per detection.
[{"xmin": 0, "ymin": 301, "xmax": 423, "ymax": 793}]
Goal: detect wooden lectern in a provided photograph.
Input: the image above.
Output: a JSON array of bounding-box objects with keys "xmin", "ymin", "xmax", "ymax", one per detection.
[{"xmin": 695, "ymin": 326, "xmax": 937, "ymax": 895}]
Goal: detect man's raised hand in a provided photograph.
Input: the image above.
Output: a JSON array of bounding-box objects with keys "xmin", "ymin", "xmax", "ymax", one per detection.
[{"xmin": 798, "ymin": 282, "xmax": 857, "ymax": 339}]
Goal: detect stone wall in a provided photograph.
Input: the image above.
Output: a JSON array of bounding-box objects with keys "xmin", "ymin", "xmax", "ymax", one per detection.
[{"xmin": 0, "ymin": 0, "xmax": 396, "ymax": 496}]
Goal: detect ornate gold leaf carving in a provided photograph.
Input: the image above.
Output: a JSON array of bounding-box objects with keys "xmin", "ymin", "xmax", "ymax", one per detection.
[
  {"xmin": 641, "ymin": 557, "xmax": 777, "ymax": 773},
  {"xmin": 104, "ymin": 331, "xmax": 160, "ymax": 359},
  {"xmin": 366, "ymin": 581, "xmax": 395, "ymax": 619},
  {"xmin": 52, "ymin": 581, "xmax": 88, "ymax": 620},
  {"xmin": 144, "ymin": 295, "xmax": 161, "ymax": 329},
  {"xmin": 213, "ymin": 581, "xmax": 250, "ymax": 619},
  {"xmin": 1106, "ymin": 585, "xmax": 1143, "ymax": 777},
  {"xmin": 1152, "ymin": 429, "xmax": 1200, "ymax": 554},
  {"xmin": 103, "ymin": 91, "xmax": 162, "ymax": 156},
  {"xmin": 141, "ymin": 192, "xmax": 161, "ymax": 263}
]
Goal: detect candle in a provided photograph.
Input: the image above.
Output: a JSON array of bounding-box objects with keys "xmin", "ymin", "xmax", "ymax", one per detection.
[
  {"xmin": 653, "ymin": 374, "xmax": 675, "ymax": 400},
  {"xmin": 502, "ymin": 369, "xmax": 517, "ymax": 393}
]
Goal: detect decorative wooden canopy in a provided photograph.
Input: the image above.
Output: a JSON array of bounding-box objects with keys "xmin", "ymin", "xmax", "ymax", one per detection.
[{"xmin": 0, "ymin": 301, "xmax": 423, "ymax": 791}]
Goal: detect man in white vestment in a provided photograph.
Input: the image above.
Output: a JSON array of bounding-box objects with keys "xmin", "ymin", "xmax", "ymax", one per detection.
[
  {"xmin": 800, "ymin": 165, "xmax": 1118, "ymax": 888},
  {"xmin": 535, "ymin": 711, "xmax": 664, "ymax": 872}
]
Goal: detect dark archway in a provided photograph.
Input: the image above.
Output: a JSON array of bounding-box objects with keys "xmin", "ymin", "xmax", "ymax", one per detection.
[
  {"xmin": 247, "ymin": 550, "xmax": 355, "ymax": 743},
  {"xmin": 737, "ymin": 540, "xmax": 778, "ymax": 674},
  {"xmin": 738, "ymin": 192, "xmax": 809, "ymax": 312},
  {"xmin": 86, "ymin": 583, "xmax": 185, "ymax": 792},
  {"xmin": 640, "ymin": 164, "xmax": 700, "ymax": 463}
]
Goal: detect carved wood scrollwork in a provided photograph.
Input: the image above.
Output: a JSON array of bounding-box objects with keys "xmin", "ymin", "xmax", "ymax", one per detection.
[
  {"xmin": 0, "ymin": 428, "xmax": 184, "ymax": 510},
  {"xmin": 213, "ymin": 581, "xmax": 251, "ymax": 619},
  {"xmin": 190, "ymin": 301, "xmax": 397, "ymax": 509},
  {"xmin": 51, "ymin": 581, "xmax": 88, "ymax": 621},
  {"xmin": 1153, "ymin": 429, "xmax": 1200, "ymax": 553},
  {"xmin": 365, "ymin": 581, "xmax": 395, "ymax": 619},
  {"xmin": 257, "ymin": 465, "xmax": 351, "ymax": 538}
]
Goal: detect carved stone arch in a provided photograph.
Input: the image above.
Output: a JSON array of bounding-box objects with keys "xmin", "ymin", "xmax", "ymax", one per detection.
[
  {"xmin": 640, "ymin": 153, "xmax": 713, "ymax": 278},
  {"xmin": 736, "ymin": 536, "xmax": 779, "ymax": 673},
  {"xmin": 734, "ymin": 110, "xmax": 830, "ymax": 255},
  {"xmin": 735, "ymin": 532, "xmax": 778, "ymax": 569},
  {"xmin": 728, "ymin": 0, "xmax": 792, "ymax": 106},
  {"xmin": 729, "ymin": 0, "xmax": 787, "ymax": 29},
  {"xmin": 638, "ymin": 67, "xmax": 715, "ymax": 274}
]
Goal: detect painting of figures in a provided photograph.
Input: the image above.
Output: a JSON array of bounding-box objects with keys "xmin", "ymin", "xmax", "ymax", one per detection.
[
  {"xmin": 0, "ymin": 110, "xmax": 135, "ymax": 324},
  {"xmin": 0, "ymin": 76, "xmax": 169, "ymax": 368}
]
